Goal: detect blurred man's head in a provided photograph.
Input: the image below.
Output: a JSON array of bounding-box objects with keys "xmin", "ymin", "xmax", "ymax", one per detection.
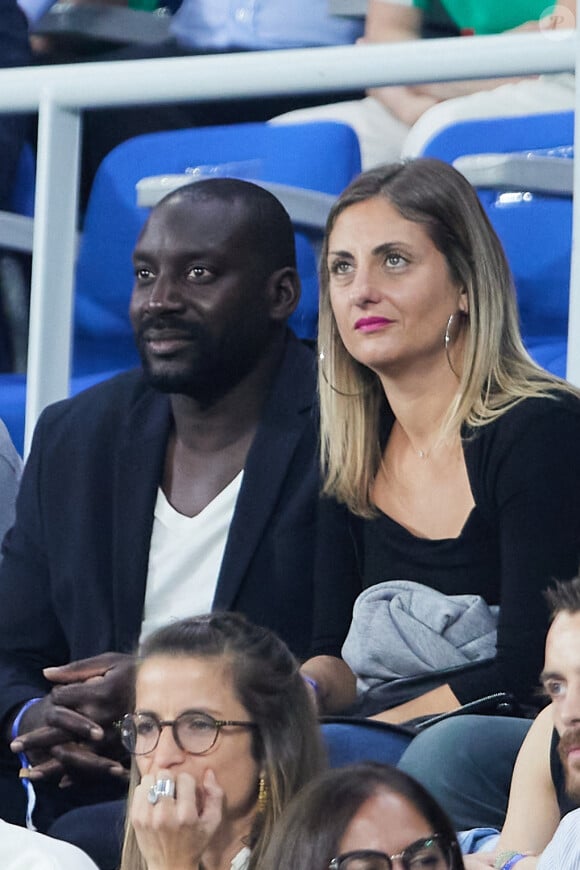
[{"xmin": 542, "ymin": 577, "xmax": 580, "ymax": 801}]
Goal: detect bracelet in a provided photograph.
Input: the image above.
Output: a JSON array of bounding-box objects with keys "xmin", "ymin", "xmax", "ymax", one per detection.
[
  {"xmin": 302, "ymin": 675, "xmax": 319, "ymax": 695},
  {"xmin": 11, "ymin": 697, "xmax": 42, "ymax": 832},
  {"xmin": 11, "ymin": 697, "xmax": 43, "ymax": 742},
  {"xmin": 494, "ymin": 852, "xmax": 527, "ymax": 870}
]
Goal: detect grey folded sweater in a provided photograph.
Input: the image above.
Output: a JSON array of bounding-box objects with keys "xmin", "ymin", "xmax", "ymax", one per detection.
[{"xmin": 342, "ymin": 580, "xmax": 499, "ymax": 695}]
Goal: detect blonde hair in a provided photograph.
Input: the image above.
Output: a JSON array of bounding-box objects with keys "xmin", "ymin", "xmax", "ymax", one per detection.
[
  {"xmin": 319, "ymin": 158, "xmax": 578, "ymax": 516},
  {"xmin": 119, "ymin": 613, "xmax": 326, "ymax": 870}
]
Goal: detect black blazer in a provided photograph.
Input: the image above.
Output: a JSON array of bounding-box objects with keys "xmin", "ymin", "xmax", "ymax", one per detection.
[{"xmin": 0, "ymin": 333, "xmax": 334, "ymax": 724}]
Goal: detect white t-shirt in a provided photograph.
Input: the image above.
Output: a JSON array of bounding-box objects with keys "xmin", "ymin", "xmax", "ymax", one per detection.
[
  {"xmin": 232, "ymin": 847, "xmax": 251, "ymax": 870},
  {"xmin": 1, "ymin": 821, "xmax": 98, "ymax": 870},
  {"xmin": 139, "ymin": 473, "xmax": 243, "ymax": 642},
  {"xmin": 537, "ymin": 808, "xmax": 580, "ymax": 870}
]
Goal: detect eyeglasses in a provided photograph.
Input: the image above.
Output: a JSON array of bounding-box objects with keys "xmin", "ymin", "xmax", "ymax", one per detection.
[
  {"xmin": 118, "ymin": 710, "xmax": 257, "ymax": 756},
  {"xmin": 329, "ymin": 836, "xmax": 452, "ymax": 870}
]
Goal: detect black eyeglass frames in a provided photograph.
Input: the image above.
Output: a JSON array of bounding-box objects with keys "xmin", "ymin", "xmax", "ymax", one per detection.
[{"xmin": 328, "ymin": 835, "xmax": 453, "ymax": 870}]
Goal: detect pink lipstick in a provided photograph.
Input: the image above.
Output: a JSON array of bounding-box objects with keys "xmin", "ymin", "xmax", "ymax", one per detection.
[{"xmin": 354, "ymin": 317, "xmax": 393, "ymax": 333}]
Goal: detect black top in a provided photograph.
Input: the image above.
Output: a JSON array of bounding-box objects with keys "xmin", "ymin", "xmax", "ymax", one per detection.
[{"xmin": 313, "ymin": 395, "xmax": 580, "ymax": 708}]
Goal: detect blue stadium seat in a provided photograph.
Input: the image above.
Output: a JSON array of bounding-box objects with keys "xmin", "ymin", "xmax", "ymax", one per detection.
[
  {"xmin": 321, "ymin": 716, "xmax": 413, "ymax": 767},
  {"xmin": 419, "ymin": 111, "xmax": 573, "ymax": 378},
  {"xmin": 10, "ymin": 141, "xmax": 35, "ymax": 218}
]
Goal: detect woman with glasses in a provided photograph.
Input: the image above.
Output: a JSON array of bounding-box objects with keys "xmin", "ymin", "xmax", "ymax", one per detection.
[
  {"xmin": 118, "ymin": 611, "xmax": 325, "ymax": 870},
  {"xmin": 261, "ymin": 762, "xmax": 465, "ymax": 870}
]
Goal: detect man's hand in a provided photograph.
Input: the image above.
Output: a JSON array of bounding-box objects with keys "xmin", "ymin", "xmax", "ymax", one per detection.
[
  {"xmin": 10, "ymin": 652, "xmax": 135, "ymax": 785},
  {"xmin": 44, "ymin": 652, "xmax": 135, "ymax": 731},
  {"xmin": 10, "ymin": 695, "xmax": 128, "ymax": 784}
]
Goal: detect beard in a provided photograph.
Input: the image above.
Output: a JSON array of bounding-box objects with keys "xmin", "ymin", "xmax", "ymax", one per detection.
[
  {"xmin": 134, "ymin": 313, "xmax": 267, "ymax": 404},
  {"xmin": 135, "ymin": 315, "xmax": 219, "ymax": 396},
  {"xmin": 558, "ymin": 726, "xmax": 580, "ymax": 803}
]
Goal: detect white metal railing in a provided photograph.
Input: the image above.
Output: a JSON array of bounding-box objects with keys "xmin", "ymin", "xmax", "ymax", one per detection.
[
  {"xmin": 0, "ymin": 34, "xmax": 574, "ymax": 111},
  {"xmin": 0, "ymin": 29, "xmax": 576, "ymax": 452}
]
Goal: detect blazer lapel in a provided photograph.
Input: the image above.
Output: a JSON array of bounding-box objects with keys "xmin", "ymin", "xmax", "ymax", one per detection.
[
  {"xmin": 213, "ymin": 335, "xmax": 316, "ymax": 611},
  {"xmin": 111, "ymin": 386, "xmax": 171, "ymax": 651}
]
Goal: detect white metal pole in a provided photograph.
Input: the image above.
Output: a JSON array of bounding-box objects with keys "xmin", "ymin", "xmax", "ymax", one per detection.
[
  {"xmin": 0, "ymin": 33, "xmax": 573, "ymax": 112},
  {"xmin": 24, "ymin": 97, "xmax": 81, "ymax": 454}
]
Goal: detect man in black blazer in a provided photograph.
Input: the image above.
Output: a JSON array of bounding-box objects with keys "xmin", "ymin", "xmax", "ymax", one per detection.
[{"xmin": 0, "ymin": 179, "xmax": 351, "ymax": 837}]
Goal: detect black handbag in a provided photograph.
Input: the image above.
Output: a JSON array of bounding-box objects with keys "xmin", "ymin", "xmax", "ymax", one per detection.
[
  {"xmin": 319, "ymin": 691, "xmax": 525, "ymax": 756},
  {"xmin": 406, "ymin": 691, "xmax": 523, "ymax": 734}
]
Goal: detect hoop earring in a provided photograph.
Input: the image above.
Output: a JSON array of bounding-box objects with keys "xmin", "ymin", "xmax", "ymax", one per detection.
[
  {"xmin": 444, "ymin": 312, "xmax": 465, "ymax": 378},
  {"xmin": 318, "ymin": 350, "xmax": 372, "ymax": 398},
  {"xmin": 257, "ymin": 776, "xmax": 268, "ymax": 814}
]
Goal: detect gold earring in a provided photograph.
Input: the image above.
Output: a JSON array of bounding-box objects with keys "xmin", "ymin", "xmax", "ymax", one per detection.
[{"xmin": 258, "ymin": 776, "xmax": 268, "ymax": 813}]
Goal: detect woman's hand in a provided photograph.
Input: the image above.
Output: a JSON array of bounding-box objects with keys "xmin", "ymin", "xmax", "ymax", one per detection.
[
  {"xmin": 131, "ymin": 768, "xmax": 224, "ymax": 870},
  {"xmin": 300, "ymin": 656, "xmax": 357, "ymax": 714}
]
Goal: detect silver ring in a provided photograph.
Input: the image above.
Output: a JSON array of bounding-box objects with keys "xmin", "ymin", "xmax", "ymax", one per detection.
[{"xmin": 147, "ymin": 778, "xmax": 176, "ymax": 805}]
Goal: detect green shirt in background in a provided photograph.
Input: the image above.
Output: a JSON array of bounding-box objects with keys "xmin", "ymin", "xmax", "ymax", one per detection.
[
  {"xmin": 412, "ymin": 0, "xmax": 551, "ymax": 35},
  {"xmin": 128, "ymin": 0, "xmax": 159, "ymax": 11}
]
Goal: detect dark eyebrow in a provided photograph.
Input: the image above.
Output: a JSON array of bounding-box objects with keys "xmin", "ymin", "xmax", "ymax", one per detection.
[
  {"xmin": 136, "ymin": 707, "xmax": 222, "ymax": 719},
  {"xmin": 132, "ymin": 250, "xmax": 155, "ymax": 264},
  {"xmin": 371, "ymin": 241, "xmax": 411, "ymax": 257},
  {"xmin": 328, "ymin": 242, "xmax": 410, "ymax": 259},
  {"xmin": 539, "ymin": 670, "xmax": 564, "ymax": 683},
  {"xmin": 132, "ymin": 246, "xmax": 212, "ymax": 260}
]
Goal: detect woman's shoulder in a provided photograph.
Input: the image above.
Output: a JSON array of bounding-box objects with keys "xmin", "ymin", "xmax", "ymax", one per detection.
[
  {"xmin": 479, "ymin": 391, "xmax": 580, "ymax": 444},
  {"xmin": 464, "ymin": 391, "xmax": 580, "ymax": 488}
]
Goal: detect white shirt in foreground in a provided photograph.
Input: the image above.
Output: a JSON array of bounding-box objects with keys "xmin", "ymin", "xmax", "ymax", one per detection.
[
  {"xmin": 538, "ymin": 808, "xmax": 580, "ymax": 870},
  {"xmin": 1, "ymin": 820, "xmax": 98, "ymax": 870}
]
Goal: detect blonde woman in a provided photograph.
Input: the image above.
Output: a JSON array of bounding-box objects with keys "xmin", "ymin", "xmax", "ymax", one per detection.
[{"xmin": 303, "ymin": 158, "xmax": 580, "ymax": 725}]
